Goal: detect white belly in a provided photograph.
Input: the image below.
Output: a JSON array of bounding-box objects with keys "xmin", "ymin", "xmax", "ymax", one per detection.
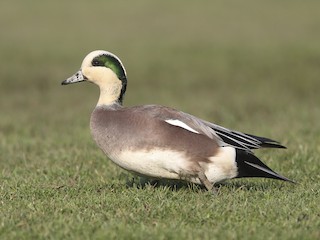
[
  {"xmin": 109, "ymin": 149, "xmax": 190, "ymax": 180},
  {"xmin": 107, "ymin": 146, "xmax": 238, "ymax": 184}
]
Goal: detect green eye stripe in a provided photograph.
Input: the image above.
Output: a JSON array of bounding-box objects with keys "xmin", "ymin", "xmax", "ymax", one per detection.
[{"xmin": 92, "ymin": 55, "xmax": 126, "ymax": 80}]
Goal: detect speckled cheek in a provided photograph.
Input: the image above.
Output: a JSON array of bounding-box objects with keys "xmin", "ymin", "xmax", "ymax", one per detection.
[{"xmin": 81, "ymin": 67, "xmax": 95, "ymax": 82}]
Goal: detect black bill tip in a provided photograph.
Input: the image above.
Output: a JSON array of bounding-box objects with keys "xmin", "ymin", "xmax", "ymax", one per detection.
[{"xmin": 61, "ymin": 80, "xmax": 68, "ymax": 85}]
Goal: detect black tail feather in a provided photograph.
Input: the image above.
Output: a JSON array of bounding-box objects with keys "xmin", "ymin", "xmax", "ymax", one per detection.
[
  {"xmin": 213, "ymin": 127, "xmax": 286, "ymax": 150},
  {"xmin": 244, "ymin": 133, "xmax": 286, "ymax": 149},
  {"xmin": 235, "ymin": 149, "xmax": 294, "ymax": 183}
]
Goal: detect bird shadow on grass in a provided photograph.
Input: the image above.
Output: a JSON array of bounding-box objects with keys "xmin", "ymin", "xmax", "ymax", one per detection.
[
  {"xmin": 124, "ymin": 176, "xmax": 288, "ymax": 193},
  {"xmin": 126, "ymin": 177, "xmax": 204, "ymax": 192}
]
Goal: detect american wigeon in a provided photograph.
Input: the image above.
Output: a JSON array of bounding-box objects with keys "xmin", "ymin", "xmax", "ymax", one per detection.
[{"xmin": 62, "ymin": 50, "xmax": 293, "ymax": 193}]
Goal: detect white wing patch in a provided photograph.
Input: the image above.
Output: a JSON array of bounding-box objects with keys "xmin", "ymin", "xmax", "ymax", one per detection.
[{"xmin": 164, "ymin": 119, "xmax": 199, "ymax": 134}]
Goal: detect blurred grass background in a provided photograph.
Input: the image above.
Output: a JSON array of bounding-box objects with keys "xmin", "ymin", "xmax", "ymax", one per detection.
[{"xmin": 0, "ymin": 0, "xmax": 319, "ymax": 239}]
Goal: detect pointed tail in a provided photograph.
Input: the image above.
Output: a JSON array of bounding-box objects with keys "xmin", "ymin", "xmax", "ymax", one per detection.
[
  {"xmin": 235, "ymin": 149, "xmax": 295, "ymax": 183},
  {"xmin": 244, "ymin": 133, "xmax": 286, "ymax": 149}
]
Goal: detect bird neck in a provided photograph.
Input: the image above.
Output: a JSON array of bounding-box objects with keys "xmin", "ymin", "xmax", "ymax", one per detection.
[{"xmin": 97, "ymin": 81, "xmax": 123, "ymax": 107}]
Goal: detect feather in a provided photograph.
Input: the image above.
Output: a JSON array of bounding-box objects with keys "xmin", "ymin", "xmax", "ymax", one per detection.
[{"xmin": 235, "ymin": 149, "xmax": 294, "ymax": 183}]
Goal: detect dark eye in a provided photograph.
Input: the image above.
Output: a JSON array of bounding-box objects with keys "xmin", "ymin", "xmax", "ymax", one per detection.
[{"xmin": 92, "ymin": 60, "xmax": 100, "ymax": 66}]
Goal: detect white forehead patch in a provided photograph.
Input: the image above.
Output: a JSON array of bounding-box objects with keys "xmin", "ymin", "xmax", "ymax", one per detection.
[{"xmin": 165, "ymin": 119, "xmax": 199, "ymax": 134}]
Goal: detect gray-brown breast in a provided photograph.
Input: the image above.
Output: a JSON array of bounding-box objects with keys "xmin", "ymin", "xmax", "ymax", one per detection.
[{"xmin": 90, "ymin": 105, "xmax": 219, "ymax": 162}]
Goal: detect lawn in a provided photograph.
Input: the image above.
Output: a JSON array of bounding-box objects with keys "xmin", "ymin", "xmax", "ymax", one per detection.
[{"xmin": 0, "ymin": 0, "xmax": 320, "ymax": 239}]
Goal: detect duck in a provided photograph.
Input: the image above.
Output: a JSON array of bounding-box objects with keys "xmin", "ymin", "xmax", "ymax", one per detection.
[{"xmin": 62, "ymin": 50, "xmax": 294, "ymax": 193}]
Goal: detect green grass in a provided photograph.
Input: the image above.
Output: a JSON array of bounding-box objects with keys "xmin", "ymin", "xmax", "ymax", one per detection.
[{"xmin": 1, "ymin": 0, "xmax": 320, "ymax": 239}]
